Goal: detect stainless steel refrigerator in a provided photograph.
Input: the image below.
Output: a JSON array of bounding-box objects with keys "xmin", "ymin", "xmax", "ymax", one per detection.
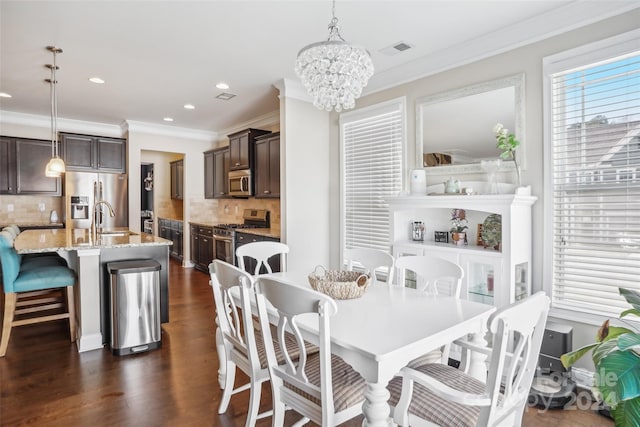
[{"xmin": 64, "ymin": 172, "xmax": 128, "ymax": 229}]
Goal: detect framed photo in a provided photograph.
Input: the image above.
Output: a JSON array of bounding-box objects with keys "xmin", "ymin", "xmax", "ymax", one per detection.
[{"xmin": 434, "ymin": 231, "xmax": 449, "ymax": 243}]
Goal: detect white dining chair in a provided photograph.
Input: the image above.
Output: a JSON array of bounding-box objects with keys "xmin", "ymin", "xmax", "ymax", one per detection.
[
  {"xmin": 209, "ymin": 260, "xmax": 314, "ymax": 427},
  {"xmin": 344, "ymin": 247, "xmax": 395, "ymax": 285},
  {"xmin": 395, "ymin": 255, "xmax": 464, "ymax": 366},
  {"xmin": 236, "ymin": 241, "xmax": 289, "ymax": 275},
  {"xmin": 255, "ymin": 276, "xmax": 368, "ymax": 427},
  {"xmin": 388, "ymin": 292, "xmax": 550, "ymax": 427}
]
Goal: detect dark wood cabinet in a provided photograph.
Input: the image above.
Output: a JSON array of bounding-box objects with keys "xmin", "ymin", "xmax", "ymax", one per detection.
[
  {"xmin": 255, "ymin": 132, "xmax": 280, "ymax": 198},
  {"xmin": 170, "ymin": 159, "xmax": 183, "ymax": 200},
  {"xmin": 204, "ymin": 147, "xmax": 230, "ymax": 199},
  {"xmin": 227, "ymin": 128, "xmax": 269, "ymax": 171},
  {"xmin": 190, "ymin": 224, "xmax": 213, "ymax": 272},
  {"xmin": 60, "ymin": 133, "xmax": 126, "ymax": 173},
  {"xmin": 0, "ymin": 136, "xmax": 61, "ymax": 195},
  {"xmin": 235, "ymin": 232, "xmax": 281, "ymax": 274},
  {"xmin": 159, "ymin": 218, "xmax": 183, "ymax": 262},
  {"xmin": 0, "ymin": 136, "xmax": 16, "ymax": 194}
]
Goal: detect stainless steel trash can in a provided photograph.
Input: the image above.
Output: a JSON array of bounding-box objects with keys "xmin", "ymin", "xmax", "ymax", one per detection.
[{"xmin": 107, "ymin": 259, "xmax": 161, "ymax": 356}]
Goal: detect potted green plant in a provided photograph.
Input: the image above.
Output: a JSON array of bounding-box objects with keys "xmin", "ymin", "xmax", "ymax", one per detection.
[
  {"xmin": 561, "ymin": 288, "xmax": 640, "ymax": 426},
  {"xmin": 450, "ymin": 209, "xmax": 468, "ymax": 246},
  {"xmin": 493, "ymin": 123, "xmax": 521, "ymax": 187}
]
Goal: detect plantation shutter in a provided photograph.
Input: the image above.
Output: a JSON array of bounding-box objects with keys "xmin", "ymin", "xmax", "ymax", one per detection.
[
  {"xmin": 548, "ymin": 49, "xmax": 640, "ymax": 317},
  {"xmin": 341, "ymin": 100, "xmax": 404, "ymax": 252}
]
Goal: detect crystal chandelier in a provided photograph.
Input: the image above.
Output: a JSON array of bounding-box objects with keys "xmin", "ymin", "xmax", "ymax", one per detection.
[
  {"xmin": 44, "ymin": 46, "xmax": 65, "ymax": 178},
  {"xmin": 294, "ymin": 0, "xmax": 374, "ymax": 112}
]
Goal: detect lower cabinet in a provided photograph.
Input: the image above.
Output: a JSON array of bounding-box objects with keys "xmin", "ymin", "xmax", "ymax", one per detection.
[
  {"xmin": 235, "ymin": 232, "xmax": 281, "ymax": 274},
  {"xmin": 190, "ymin": 224, "xmax": 213, "ymax": 272},
  {"xmin": 158, "ymin": 218, "xmax": 183, "ymax": 262}
]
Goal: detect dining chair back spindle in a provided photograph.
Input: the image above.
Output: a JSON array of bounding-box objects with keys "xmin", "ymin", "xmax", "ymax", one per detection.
[
  {"xmin": 389, "ymin": 292, "xmax": 550, "ymax": 427},
  {"xmin": 394, "ymin": 255, "xmax": 465, "ymax": 366},
  {"xmin": 210, "ymin": 260, "xmax": 267, "ymax": 427},
  {"xmin": 394, "ymin": 255, "xmax": 464, "ymax": 297},
  {"xmin": 344, "ymin": 247, "xmax": 395, "ymax": 285},
  {"xmin": 236, "ymin": 241, "xmax": 289, "ymax": 275},
  {"xmin": 255, "ymin": 276, "xmax": 367, "ymax": 427}
]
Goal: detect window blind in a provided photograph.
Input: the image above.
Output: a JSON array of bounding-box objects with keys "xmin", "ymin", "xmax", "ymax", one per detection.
[
  {"xmin": 341, "ymin": 101, "xmax": 403, "ymax": 252},
  {"xmin": 549, "ymin": 51, "xmax": 640, "ymax": 317}
]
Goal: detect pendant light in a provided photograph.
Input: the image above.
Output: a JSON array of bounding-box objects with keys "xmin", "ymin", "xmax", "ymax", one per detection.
[
  {"xmin": 45, "ymin": 46, "xmax": 65, "ymax": 178},
  {"xmin": 294, "ymin": 0, "xmax": 374, "ymax": 112}
]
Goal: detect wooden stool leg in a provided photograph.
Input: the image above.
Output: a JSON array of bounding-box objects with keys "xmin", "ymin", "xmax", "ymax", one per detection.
[
  {"xmin": 66, "ymin": 286, "xmax": 76, "ymax": 343},
  {"xmin": 0, "ymin": 293, "xmax": 17, "ymax": 357}
]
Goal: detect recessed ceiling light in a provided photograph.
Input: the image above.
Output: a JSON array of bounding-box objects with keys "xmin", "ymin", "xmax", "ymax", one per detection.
[
  {"xmin": 89, "ymin": 77, "xmax": 105, "ymax": 84},
  {"xmin": 216, "ymin": 92, "xmax": 236, "ymax": 101},
  {"xmin": 216, "ymin": 82, "xmax": 229, "ymax": 90},
  {"xmin": 163, "ymin": 117, "xmax": 174, "ymax": 122},
  {"xmin": 0, "ymin": 92, "xmax": 12, "ymax": 98},
  {"xmin": 183, "ymin": 104, "xmax": 195, "ymax": 110}
]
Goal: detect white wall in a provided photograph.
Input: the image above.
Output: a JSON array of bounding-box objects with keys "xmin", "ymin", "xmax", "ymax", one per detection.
[
  {"xmin": 279, "ymin": 92, "xmax": 331, "ymax": 272},
  {"xmin": 328, "ymin": 10, "xmax": 640, "ymax": 370}
]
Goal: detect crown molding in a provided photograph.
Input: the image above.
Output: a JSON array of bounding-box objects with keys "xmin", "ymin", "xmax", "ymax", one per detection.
[
  {"xmin": 216, "ymin": 110, "xmax": 280, "ymax": 140},
  {"xmin": 0, "ymin": 110, "xmax": 123, "ymax": 137},
  {"xmin": 122, "ymin": 120, "xmax": 217, "ymax": 142},
  {"xmin": 273, "ymin": 78, "xmax": 312, "ymax": 104},
  {"xmin": 365, "ymin": 2, "xmax": 640, "ymax": 95}
]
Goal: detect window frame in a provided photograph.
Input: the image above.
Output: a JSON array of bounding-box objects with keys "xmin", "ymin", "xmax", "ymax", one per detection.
[{"xmin": 543, "ymin": 28, "xmax": 640, "ymax": 325}]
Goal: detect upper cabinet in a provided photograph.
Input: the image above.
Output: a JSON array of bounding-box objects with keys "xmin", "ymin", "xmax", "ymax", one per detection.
[
  {"xmin": 60, "ymin": 133, "xmax": 126, "ymax": 173},
  {"xmin": 0, "ymin": 136, "xmax": 61, "ymax": 196},
  {"xmin": 170, "ymin": 159, "xmax": 184, "ymax": 200},
  {"xmin": 227, "ymin": 128, "xmax": 269, "ymax": 171},
  {"xmin": 254, "ymin": 132, "xmax": 280, "ymax": 198},
  {"xmin": 204, "ymin": 146, "xmax": 230, "ymax": 199}
]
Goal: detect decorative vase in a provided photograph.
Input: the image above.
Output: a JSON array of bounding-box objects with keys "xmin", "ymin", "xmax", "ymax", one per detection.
[{"xmin": 451, "ymin": 232, "xmax": 466, "ymax": 246}]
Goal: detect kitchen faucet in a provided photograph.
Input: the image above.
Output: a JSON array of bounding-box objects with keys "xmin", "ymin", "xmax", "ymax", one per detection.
[{"xmin": 91, "ymin": 200, "xmax": 116, "ymax": 236}]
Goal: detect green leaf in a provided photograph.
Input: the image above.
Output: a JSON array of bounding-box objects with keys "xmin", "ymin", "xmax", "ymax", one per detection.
[
  {"xmin": 620, "ymin": 288, "xmax": 640, "ymax": 313},
  {"xmin": 621, "ymin": 308, "xmax": 640, "ymax": 319},
  {"xmin": 610, "ymin": 397, "xmax": 640, "ymax": 427},
  {"xmin": 606, "ymin": 326, "xmax": 636, "ymax": 342},
  {"xmin": 618, "ymin": 333, "xmax": 640, "ymax": 352},
  {"xmin": 561, "ymin": 343, "xmax": 598, "ymax": 368},
  {"xmin": 597, "ymin": 349, "xmax": 640, "ymax": 404},
  {"xmin": 593, "ymin": 339, "xmax": 621, "ymax": 367}
]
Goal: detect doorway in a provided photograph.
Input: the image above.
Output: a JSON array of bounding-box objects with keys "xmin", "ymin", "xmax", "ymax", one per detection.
[{"xmin": 141, "ymin": 163, "xmax": 154, "ymax": 233}]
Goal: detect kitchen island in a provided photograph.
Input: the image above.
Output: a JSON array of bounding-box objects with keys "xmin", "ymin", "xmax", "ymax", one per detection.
[{"xmin": 14, "ymin": 228, "xmax": 172, "ymax": 353}]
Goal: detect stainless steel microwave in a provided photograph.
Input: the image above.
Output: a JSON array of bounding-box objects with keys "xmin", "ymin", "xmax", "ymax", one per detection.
[{"xmin": 229, "ymin": 169, "xmax": 253, "ymax": 197}]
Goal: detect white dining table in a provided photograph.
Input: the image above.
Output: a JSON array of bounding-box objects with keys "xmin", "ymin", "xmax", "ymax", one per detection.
[{"xmin": 220, "ymin": 272, "xmax": 496, "ymax": 427}]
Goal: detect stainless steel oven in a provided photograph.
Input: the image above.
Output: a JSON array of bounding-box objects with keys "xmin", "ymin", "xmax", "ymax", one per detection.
[
  {"xmin": 213, "ymin": 227, "xmax": 234, "ymax": 265},
  {"xmin": 212, "ymin": 209, "xmax": 270, "ymax": 266}
]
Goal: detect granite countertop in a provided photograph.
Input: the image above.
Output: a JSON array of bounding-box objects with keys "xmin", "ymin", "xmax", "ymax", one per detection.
[
  {"xmin": 14, "ymin": 228, "xmax": 172, "ymax": 254},
  {"xmin": 1, "ymin": 222, "xmax": 65, "ymax": 229},
  {"xmin": 188, "ymin": 221, "xmax": 280, "ymax": 239},
  {"xmin": 234, "ymin": 228, "xmax": 281, "ymax": 239}
]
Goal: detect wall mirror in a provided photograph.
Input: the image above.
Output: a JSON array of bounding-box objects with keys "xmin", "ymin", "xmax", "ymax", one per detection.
[{"xmin": 416, "ymin": 73, "xmax": 525, "ymax": 175}]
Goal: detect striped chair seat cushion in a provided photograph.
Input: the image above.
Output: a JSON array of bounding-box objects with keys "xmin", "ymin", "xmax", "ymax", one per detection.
[
  {"xmin": 283, "ymin": 353, "xmax": 367, "ymax": 412},
  {"xmin": 387, "ymin": 363, "xmax": 485, "ymax": 427}
]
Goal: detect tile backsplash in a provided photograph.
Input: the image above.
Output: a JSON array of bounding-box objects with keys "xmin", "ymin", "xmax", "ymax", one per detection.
[
  {"xmin": 189, "ymin": 197, "xmax": 281, "ymax": 234},
  {"xmin": 0, "ymin": 195, "xmax": 64, "ymax": 226}
]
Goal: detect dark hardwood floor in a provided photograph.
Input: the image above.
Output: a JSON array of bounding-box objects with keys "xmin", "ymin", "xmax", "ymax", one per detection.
[{"xmin": 1, "ymin": 260, "xmax": 613, "ymax": 426}]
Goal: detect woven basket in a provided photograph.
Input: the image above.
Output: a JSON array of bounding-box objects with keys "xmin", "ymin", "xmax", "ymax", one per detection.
[{"xmin": 308, "ymin": 266, "xmax": 370, "ymax": 300}]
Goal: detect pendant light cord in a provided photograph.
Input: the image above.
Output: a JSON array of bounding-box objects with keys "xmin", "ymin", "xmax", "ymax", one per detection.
[{"xmin": 52, "ymin": 49, "xmax": 59, "ymax": 159}]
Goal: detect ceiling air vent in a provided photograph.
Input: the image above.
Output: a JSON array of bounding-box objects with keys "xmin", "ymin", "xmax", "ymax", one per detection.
[
  {"xmin": 216, "ymin": 92, "xmax": 236, "ymax": 100},
  {"xmin": 379, "ymin": 41, "xmax": 414, "ymax": 56}
]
